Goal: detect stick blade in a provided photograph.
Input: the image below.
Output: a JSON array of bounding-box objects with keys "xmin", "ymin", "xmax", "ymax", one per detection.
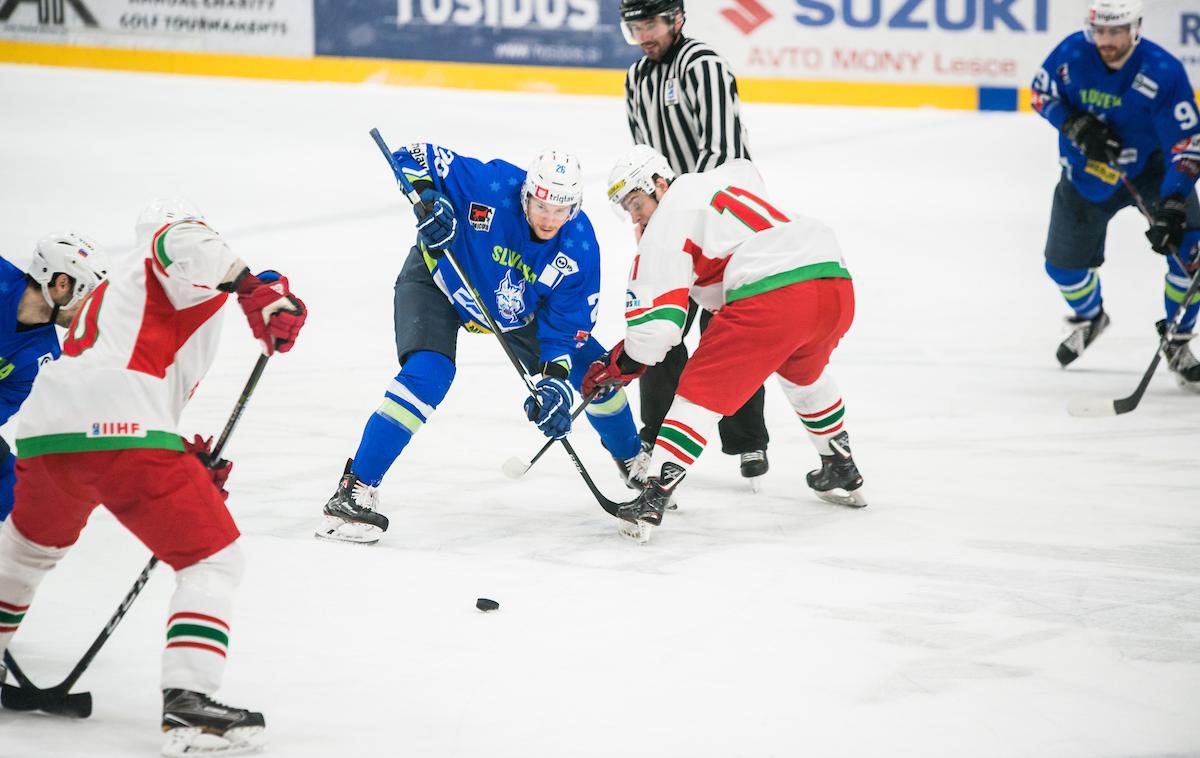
[
  {"xmin": 501, "ymin": 457, "xmax": 530, "ymax": 480},
  {"xmin": 1, "ymin": 683, "xmax": 92, "ymax": 718},
  {"xmin": 1067, "ymin": 396, "xmax": 1120, "ymax": 418}
]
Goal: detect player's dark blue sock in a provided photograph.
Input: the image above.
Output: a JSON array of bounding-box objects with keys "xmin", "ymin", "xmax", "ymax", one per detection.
[
  {"xmin": 1046, "ymin": 261, "xmax": 1102, "ymax": 319},
  {"xmin": 352, "ymin": 351, "xmax": 455, "ymax": 486}
]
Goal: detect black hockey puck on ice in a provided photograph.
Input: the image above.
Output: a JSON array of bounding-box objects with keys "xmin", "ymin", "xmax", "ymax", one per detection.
[{"xmin": 475, "ymin": 598, "xmax": 500, "ymax": 612}]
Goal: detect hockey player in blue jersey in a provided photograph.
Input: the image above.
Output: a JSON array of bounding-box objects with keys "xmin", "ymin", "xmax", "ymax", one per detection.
[
  {"xmin": 1031, "ymin": 0, "xmax": 1200, "ymax": 390},
  {"xmin": 0, "ymin": 233, "xmax": 109, "ymax": 520},
  {"xmin": 316, "ymin": 144, "xmax": 641, "ymax": 544}
]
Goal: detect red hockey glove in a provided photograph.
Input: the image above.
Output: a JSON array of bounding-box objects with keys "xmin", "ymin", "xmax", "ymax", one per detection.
[
  {"xmin": 582, "ymin": 341, "xmax": 646, "ymax": 398},
  {"xmin": 236, "ymin": 270, "xmax": 307, "ymax": 355},
  {"xmin": 183, "ymin": 434, "xmax": 232, "ymax": 500}
]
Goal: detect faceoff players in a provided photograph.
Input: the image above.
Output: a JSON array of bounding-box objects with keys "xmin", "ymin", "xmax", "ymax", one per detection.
[{"xmin": 1032, "ymin": 0, "xmax": 1200, "ymax": 389}]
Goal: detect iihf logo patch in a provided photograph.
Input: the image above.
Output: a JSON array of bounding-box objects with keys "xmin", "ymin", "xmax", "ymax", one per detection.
[
  {"xmin": 664, "ymin": 78, "xmax": 679, "ymax": 107},
  {"xmin": 468, "ymin": 202, "xmax": 495, "ymax": 232}
]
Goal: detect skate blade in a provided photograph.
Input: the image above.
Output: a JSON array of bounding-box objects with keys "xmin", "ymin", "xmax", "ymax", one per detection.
[
  {"xmin": 1173, "ymin": 373, "xmax": 1200, "ymax": 394},
  {"xmin": 617, "ymin": 519, "xmax": 654, "ymax": 544},
  {"xmin": 162, "ymin": 725, "xmax": 266, "ymax": 757},
  {"xmin": 814, "ymin": 487, "xmax": 868, "ymax": 508},
  {"xmin": 748, "ymin": 476, "xmax": 763, "ymax": 494},
  {"xmin": 314, "ymin": 516, "xmax": 383, "ymax": 545}
]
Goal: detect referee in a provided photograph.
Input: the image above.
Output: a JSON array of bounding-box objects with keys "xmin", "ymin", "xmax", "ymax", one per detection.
[{"xmin": 619, "ymin": 0, "xmax": 770, "ymax": 482}]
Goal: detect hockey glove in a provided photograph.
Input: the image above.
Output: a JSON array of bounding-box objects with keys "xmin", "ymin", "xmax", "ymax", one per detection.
[
  {"xmin": 236, "ymin": 270, "xmax": 307, "ymax": 355},
  {"xmin": 1145, "ymin": 195, "xmax": 1188, "ymax": 255},
  {"xmin": 414, "ymin": 189, "xmax": 457, "ymax": 255},
  {"xmin": 1061, "ymin": 112, "xmax": 1121, "ymax": 164},
  {"xmin": 581, "ymin": 341, "xmax": 646, "ymax": 397},
  {"xmin": 524, "ymin": 376, "xmax": 573, "ymax": 440},
  {"xmin": 183, "ymin": 434, "xmax": 232, "ymax": 501}
]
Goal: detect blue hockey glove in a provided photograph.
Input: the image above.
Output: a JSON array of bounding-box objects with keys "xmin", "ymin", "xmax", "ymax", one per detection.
[
  {"xmin": 1145, "ymin": 195, "xmax": 1187, "ymax": 255},
  {"xmin": 524, "ymin": 376, "xmax": 573, "ymax": 440},
  {"xmin": 414, "ymin": 189, "xmax": 457, "ymax": 254}
]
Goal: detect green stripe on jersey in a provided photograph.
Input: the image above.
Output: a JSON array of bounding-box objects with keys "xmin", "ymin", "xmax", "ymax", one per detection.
[
  {"xmin": 17, "ymin": 431, "xmax": 186, "ymax": 458},
  {"xmin": 800, "ymin": 407, "xmax": 845, "ymax": 430},
  {"xmin": 726, "ymin": 261, "xmax": 851, "ymax": 304},
  {"xmin": 167, "ymin": 623, "xmax": 230, "ymax": 648},
  {"xmin": 0, "ymin": 609, "xmax": 25, "ymax": 625},
  {"xmin": 627, "ymin": 306, "xmax": 686, "ymax": 328}
]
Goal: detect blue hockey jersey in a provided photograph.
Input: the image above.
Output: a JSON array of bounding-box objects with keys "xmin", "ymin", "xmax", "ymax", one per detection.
[
  {"xmin": 393, "ymin": 143, "xmax": 601, "ymax": 374},
  {"xmin": 0, "ymin": 256, "xmax": 60, "ymax": 426},
  {"xmin": 1032, "ymin": 33, "xmax": 1200, "ymax": 203}
]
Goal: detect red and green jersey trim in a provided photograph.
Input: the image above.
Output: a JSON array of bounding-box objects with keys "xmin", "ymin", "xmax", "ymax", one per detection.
[
  {"xmin": 656, "ymin": 419, "xmax": 707, "ymax": 465},
  {"xmin": 16, "ymin": 430, "xmax": 185, "ymax": 458},
  {"xmin": 166, "ymin": 611, "xmax": 230, "ymax": 658},
  {"xmin": 726, "ymin": 261, "xmax": 851, "ymax": 304},
  {"xmin": 627, "ymin": 288, "xmax": 689, "ymax": 329},
  {"xmin": 797, "ymin": 399, "xmax": 845, "ymax": 436},
  {"xmin": 0, "ymin": 599, "xmax": 29, "ymax": 632},
  {"xmin": 151, "ymin": 219, "xmax": 209, "ymax": 273}
]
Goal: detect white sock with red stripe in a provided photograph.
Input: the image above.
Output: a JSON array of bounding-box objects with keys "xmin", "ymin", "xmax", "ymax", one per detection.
[
  {"xmin": 162, "ymin": 541, "xmax": 244, "ymax": 693},
  {"xmin": 0, "ymin": 520, "xmax": 69, "ymax": 653},
  {"xmin": 779, "ymin": 373, "xmax": 846, "ymax": 455},
  {"xmin": 649, "ymin": 396, "xmax": 721, "ymax": 483}
]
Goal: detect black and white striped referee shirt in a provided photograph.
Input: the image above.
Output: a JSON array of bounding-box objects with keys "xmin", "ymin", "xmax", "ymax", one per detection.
[{"xmin": 624, "ymin": 36, "xmax": 751, "ymax": 175}]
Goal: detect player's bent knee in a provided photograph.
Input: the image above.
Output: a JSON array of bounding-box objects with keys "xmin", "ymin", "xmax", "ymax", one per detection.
[
  {"xmin": 174, "ymin": 541, "xmax": 245, "ymax": 594},
  {"xmin": 398, "ymin": 351, "xmax": 456, "ymax": 407},
  {"xmin": 0, "ymin": 518, "xmax": 69, "ymax": 578}
]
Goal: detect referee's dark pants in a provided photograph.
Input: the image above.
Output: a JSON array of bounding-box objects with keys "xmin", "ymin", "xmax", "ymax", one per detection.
[{"xmin": 638, "ymin": 300, "xmax": 769, "ymax": 455}]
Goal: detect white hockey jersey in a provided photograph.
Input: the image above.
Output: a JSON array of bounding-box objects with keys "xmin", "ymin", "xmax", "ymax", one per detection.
[
  {"xmin": 16, "ymin": 220, "xmax": 237, "ymax": 457},
  {"xmin": 623, "ymin": 159, "xmax": 851, "ymax": 366}
]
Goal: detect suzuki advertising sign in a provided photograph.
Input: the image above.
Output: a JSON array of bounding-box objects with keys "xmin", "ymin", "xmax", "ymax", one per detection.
[{"xmin": 687, "ymin": 0, "xmax": 1089, "ymax": 88}]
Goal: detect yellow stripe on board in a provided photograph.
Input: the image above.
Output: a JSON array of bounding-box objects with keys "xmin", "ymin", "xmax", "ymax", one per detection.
[{"xmin": 2, "ymin": 40, "xmax": 1195, "ymax": 112}]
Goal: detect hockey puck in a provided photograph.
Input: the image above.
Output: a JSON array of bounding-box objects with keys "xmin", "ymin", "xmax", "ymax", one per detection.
[{"xmin": 475, "ymin": 598, "xmax": 500, "ymax": 612}]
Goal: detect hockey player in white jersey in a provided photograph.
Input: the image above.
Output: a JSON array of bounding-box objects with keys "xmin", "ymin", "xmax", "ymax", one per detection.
[
  {"xmin": 0, "ymin": 199, "xmax": 306, "ymax": 756},
  {"xmin": 584, "ymin": 146, "xmax": 866, "ymax": 542}
]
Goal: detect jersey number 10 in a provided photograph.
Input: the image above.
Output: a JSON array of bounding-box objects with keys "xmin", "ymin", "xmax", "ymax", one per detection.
[{"xmin": 710, "ymin": 186, "xmax": 790, "ymax": 231}]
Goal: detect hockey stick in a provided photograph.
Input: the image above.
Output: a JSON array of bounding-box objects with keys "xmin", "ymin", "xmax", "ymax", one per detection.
[
  {"xmin": 1067, "ymin": 264, "xmax": 1200, "ymax": 417},
  {"xmin": 369, "ymin": 128, "xmax": 622, "ymax": 517},
  {"xmin": 502, "ymin": 389, "xmax": 602, "ymax": 479},
  {"xmin": 0, "ymin": 353, "xmax": 271, "ymax": 717}
]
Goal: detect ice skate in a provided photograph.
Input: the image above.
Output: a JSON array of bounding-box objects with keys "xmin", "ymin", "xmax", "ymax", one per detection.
[
  {"xmin": 616, "ymin": 463, "xmax": 684, "ymax": 543},
  {"xmin": 806, "ymin": 431, "xmax": 867, "ymax": 508},
  {"xmin": 615, "ymin": 441, "xmax": 651, "ymax": 490},
  {"xmin": 1158, "ymin": 319, "xmax": 1200, "ymax": 393},
  {"xmin": 315, "ymin": 459, "xmax": 389, "ymax": 545},
  {"xmin": 1056, "ymin": 309, "xmax": 1110, "ymax": 367},
  {"xmin": 739, "ymin": 449, "xmax": 768, "ymax": 492},
  {"xmin": 161, "ymin": 689, "xmax": 265, "ymax": 757}
]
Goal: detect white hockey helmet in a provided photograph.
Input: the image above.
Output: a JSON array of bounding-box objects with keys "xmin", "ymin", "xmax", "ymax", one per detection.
[
  {"xmin": 522, "ymin": 150, "xmax": 583, "ymax": 222},
  {"xmin": 135, "ymin": 197, "xmax": 205, "ymax": 238},
  {"xmin": 1085, "ymin": 0, "xmax": 1143, "ymax": 44},
  {"xmin": 606, "ymin": 145, "xmax": 676, "ymax": 219},
  {"xmin": 28, "ymin": 232, "xmax": 109, "ymax": 310}
]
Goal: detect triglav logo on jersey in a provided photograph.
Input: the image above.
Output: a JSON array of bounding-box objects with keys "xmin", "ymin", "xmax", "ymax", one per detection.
[
  {"xmin": 720, "ymin": 0, "xmax": 773, "ymax": 35},
  {"xmin": 468, "ymin": 202, "xmax": 495, "ymax": 232},
  {"xmin": 494, "ymin": 270, "xmax": 526, "ymax": 322},
  {"xmin": 0, "ymin": 0, "xmax": 98, "ymax": 26}
]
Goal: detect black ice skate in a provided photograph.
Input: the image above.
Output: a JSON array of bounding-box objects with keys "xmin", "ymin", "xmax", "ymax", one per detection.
[
  {"xmin": 1057, "ymin": 309, "xmax": 1110, "ymax": 367},
  {"xmin": 806, "ymin": 431, "xmax": 867, "ymax": 508},
  {"xmin": 616, "ymin": 462, "xmax": 684, "ymax": 543},
  {"xmin": 1157, "ymin": 319, "xmax": 1200, "ymax": 392},
  {"xmin": 314, "ymin": 459, "xmax": 389, "ymax": 545},
  {"xmin": 615, "ymin": 448, "xmax": 649, "ymax": 490},
  {"xmin": 739, "ymin": 449, "xmax": 769, "ymax": 492},
  {"xmin": 161, "ymin": 688, "xmax": 265, "ymax": 757}
]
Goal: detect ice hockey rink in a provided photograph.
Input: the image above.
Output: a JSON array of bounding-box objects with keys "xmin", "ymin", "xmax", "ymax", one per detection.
[{"xmin": 1, "ymin": 62, "xmax": 1198, "ymax": 757}]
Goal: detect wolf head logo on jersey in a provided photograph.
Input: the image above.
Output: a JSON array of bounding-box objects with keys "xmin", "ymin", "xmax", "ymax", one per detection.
[{"xmin": 494, "ymin": 270, "xmax": 526, "ymax": 322}]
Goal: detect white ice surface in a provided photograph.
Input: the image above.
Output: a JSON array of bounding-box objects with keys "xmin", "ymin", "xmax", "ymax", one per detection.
[{"xmin": 1, "ymin": 64, "xmax": 1198, "ymax": 758}]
